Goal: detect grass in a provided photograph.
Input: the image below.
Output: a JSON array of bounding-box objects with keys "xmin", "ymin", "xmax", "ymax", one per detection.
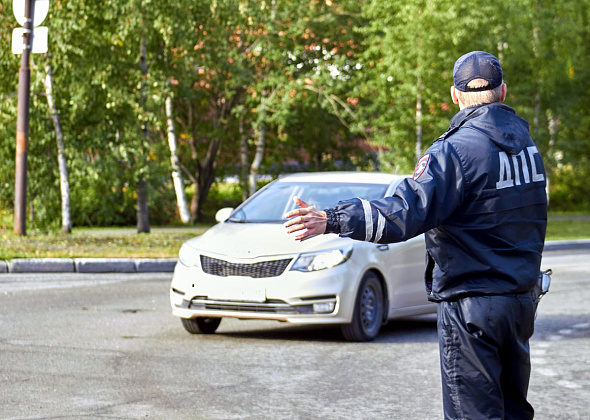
[
  {"xmin": 545, "ymin": 214, "xmax": 590, "ymax": 241},
  {"xmin": 0, "ymin": 213, "xmax": 587, "ymax": 260},
  {"xmin": 0, "ymin": 226, "xmax": 210, "ymax": 260}
]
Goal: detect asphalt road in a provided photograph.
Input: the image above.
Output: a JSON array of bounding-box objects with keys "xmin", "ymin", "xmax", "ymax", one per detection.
[{"xmin": 0, "ymin": 249, "xmax": 588, "ymax": 420}]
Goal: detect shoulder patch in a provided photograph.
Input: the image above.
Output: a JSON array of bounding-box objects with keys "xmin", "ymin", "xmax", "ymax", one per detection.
[{"xmin": 413, "ymin": 154, "xmax": 430, "ymax": 180}]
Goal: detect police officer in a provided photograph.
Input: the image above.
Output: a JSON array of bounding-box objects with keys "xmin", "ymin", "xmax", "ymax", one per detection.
[{"xmin": 284, "ymin": 51, "xmax": 547, "ymax": 419}]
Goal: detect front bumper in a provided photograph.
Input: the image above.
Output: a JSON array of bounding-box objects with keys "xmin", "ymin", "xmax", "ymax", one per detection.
[{"xmin": 170, "ymin": 257, "xmax": 361, "ymax": 324}]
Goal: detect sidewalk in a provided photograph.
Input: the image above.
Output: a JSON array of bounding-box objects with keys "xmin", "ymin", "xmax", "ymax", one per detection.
[{"xmin": 1, "ymin": 240, "xmax": 588, "ymax": 274}]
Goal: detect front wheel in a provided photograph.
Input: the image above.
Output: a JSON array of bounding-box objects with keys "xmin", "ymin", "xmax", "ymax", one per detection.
[
  {"xmin": 181, "ymin": 317, "xmax": 222, "ymax": 334},
  {"xmin": 341, "ymin": 272, "xmax": 384, "ymax": 342}
]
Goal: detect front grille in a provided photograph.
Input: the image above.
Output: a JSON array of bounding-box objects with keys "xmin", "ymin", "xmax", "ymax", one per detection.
[
  {"xmin": 200, "ymin": 255, "xmax": 292, "ymax": 278},
  {"xmin": 189, "ymin": 297, "xmax": 312, "ymax": 314}
]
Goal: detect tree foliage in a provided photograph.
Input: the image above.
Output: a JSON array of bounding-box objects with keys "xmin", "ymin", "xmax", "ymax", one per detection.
[{"xmin": 0, "ymin": 0, "xmax": 589, "ymax": 231}]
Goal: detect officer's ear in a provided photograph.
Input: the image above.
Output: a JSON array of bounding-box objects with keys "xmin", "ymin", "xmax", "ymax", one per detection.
[
  {"xmin": 451, "ymin": 86, "xmax": 463, "ymax": 109},
  {"xmin": 450, "ymin": 86, "xmax": 461, "ymax": 106},
  {"xmin": 500, "ymin": 83, "xmax": 507, "ymax": 102}
]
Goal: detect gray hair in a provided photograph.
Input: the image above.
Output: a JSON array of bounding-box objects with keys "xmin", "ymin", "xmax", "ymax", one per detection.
[{"xmin": 456, "ymin": 78, "xmax": 503, "ymax": 107}]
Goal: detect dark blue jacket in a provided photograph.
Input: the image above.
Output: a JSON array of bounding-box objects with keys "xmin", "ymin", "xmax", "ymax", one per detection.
[{"xmin": 325, "ymin": 103, "xmax": 548, "ymax": 301}]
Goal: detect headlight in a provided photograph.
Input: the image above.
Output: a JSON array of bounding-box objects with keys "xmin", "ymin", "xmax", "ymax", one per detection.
[
  {"xmin": 290, "ymin": 246, "xmax": 353, "ymax": 272},
  {"xmin": 178, "ymin": 243, "xmax": 200, "ymax": 267}
]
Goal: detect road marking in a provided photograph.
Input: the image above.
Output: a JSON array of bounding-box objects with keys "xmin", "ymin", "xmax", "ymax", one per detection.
[
  {"xmin": 536, "ymin": 368, "xmax": 558, "ymax": 377},
  {"xmin": 556, "ymin": 380, "xmax": 582, "ymax": 389},
  {"xmin": 532, "ymin": 318, "xmax": 588, "ymax": 390},
  {"xmin": 531, "ymin": 348, "xmax": 547, "ymax": 356},
  {"xmin": 546, "ymin": 334, "xmax": 564, "ymax": 341}
]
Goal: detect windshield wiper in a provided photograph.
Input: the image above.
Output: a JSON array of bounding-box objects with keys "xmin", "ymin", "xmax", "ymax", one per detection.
[{"xmin": 228, "ymin": 218, "xmax": 284, "ymax": 223}]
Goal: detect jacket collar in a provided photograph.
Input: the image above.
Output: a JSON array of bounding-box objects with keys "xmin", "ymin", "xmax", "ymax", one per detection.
[{"xmin": 449, "ymin": 102, "xmax": 515, "ymax": 129}]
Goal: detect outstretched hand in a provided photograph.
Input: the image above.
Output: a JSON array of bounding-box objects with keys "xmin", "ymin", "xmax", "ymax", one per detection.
[{"xmin": 284, "ymin": 196, "xmax": 328, "ymax": 241}]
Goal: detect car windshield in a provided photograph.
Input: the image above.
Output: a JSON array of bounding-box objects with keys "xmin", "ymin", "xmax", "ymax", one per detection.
[{"xmin": 228, "ymin": 181, "xmax": 389, "ymax": 223}]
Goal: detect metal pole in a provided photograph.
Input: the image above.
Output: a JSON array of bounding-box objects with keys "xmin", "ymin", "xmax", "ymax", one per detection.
[{"xmin": 14, "ymin": 0, "xmax": 33, "ymax": 235}]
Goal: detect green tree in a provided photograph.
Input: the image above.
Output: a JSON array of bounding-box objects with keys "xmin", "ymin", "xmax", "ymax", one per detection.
[
  {"xmin": 352, "ymin": 0, "xmax": 461, "ymax": 173},
  {"xmin": 3, "ymin": 0, "xmax": 590, "ymax": 232}
]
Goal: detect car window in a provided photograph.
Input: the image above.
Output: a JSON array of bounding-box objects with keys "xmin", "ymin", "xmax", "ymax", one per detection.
[{"xmin": 229, "ymin": 182, "xmax": 388, "ymax": 223}]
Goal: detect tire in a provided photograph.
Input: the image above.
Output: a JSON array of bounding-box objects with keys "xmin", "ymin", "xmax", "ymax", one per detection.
[
  {"xmin": 341, "ymin": 272, "xmax": 384, "ymax": 342},
  {"xmin": 181, "ymin": 317, "xmax": 222, "ymax": 334}
]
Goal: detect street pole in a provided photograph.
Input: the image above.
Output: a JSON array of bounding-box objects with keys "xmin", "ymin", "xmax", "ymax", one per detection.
[{"xmin": 14, "ymin": 0, "xmax": 33, "ymax": 235}]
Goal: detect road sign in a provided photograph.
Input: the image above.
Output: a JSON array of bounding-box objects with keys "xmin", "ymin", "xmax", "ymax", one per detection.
[
  {"xmin": 13, "ymin": 0, "xmax": 49, "ymax": 27},
  {"xmin": 12, "ymin": 26, "xmax": 48, "ymax": 54}
]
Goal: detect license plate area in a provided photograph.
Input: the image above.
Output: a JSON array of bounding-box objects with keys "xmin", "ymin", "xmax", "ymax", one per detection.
[{"xmin": 207, "ymin": 278, "xmax": 266, "ymax": 302}]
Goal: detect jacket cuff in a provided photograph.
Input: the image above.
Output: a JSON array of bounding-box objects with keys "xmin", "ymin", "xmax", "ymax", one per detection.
[{"xmin": 324, "ymin": 208, "xmax": 340, "ymax": 234}]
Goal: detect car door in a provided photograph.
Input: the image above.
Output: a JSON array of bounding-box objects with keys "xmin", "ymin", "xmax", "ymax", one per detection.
[{"xmin": 379, "ymin": 234, "xmax": 429, "ymax": 309}]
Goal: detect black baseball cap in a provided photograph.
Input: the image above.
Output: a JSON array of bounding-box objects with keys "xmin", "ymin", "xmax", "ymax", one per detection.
[{"xmin": 453, "ymin": 51, "xmax": 503, "ymax": 92}]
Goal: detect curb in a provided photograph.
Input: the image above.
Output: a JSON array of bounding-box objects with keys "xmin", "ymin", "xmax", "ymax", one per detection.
[
  {"xmin": 8, "ymin": 258, "xmax": 75, "ymax": 273},
  {"xmin": 0, "ymin": 240, "xmax": 587, "ymax": 274},
  {"xmin": 2, "ymin": 258, "xmax": 177, "ymax": 274},
  {"xmin": 544, "ymin": 239, "xmax": 590, "ymax": 252}
]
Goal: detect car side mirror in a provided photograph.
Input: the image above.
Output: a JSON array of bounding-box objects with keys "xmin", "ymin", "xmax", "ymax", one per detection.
[{"xmin": 215, "ymin": 207, "xmax": 234, "ymax": 223}]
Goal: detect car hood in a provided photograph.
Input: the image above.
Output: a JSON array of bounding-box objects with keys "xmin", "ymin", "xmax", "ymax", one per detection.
[{"xmin": 183, "ymin": 222, "xmax": 351, "ymax": 259}]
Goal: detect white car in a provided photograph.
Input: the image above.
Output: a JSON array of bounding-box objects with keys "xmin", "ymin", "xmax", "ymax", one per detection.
[{"xmin": 170, "ymin": 172, "xmax": 435, "ymax": 341}]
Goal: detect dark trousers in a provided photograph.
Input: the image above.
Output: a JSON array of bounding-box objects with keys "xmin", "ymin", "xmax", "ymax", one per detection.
[{"xmin": 437, "ymin": 295, "xmax": 536, "ymax": 420}]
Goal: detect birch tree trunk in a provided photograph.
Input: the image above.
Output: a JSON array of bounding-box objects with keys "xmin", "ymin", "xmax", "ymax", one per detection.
[
  {"xmin": 239, "ymin": 116, "xmax": 249, "ymax": 201},
  {"xmin": 43, "ymin": 63, "xmax": 71, "ymax": 234},
  {"xmin": 166, "ymin": 96, "xmax": 192, "ymax": 223},
  {"xmin": 249, "ymin": 92, "xmax": 266, "ymax": 197},
  {"xmin": 546, "ymin": 110, "xmax": 559, "ymax": 206}
]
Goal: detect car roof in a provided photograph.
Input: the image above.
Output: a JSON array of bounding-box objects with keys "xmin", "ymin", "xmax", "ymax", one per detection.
[{"xmin": 276, "ymin": 171, "xmax": 409, "ymax": 185}]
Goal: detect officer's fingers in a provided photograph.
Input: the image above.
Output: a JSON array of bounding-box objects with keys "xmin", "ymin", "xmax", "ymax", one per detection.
[
  {"xmin": 284, "ymin": 219, "xmax": 306, "ymax": 234},
  {"xmin": 286, "ymin": 225, "xmax": 306, "ymax": 236},
  {"xmin": 284, "ymin": 197, "xmax": 314, "ymax": 219},
  {"xmin": 284, "ymin": 201, "xmax": 310, "ymax": 219},
  {"xmin": 284, "ymin": 208, "xmax": 301, "ymax": 219},
  {"xmin": 293, "ymin": 229, "xmax": 312, "ymax": 241},
  {"xmin": 285, "ymin": 205, "xmax": 310, "ymax": 221},
  {"xmin": 293, "ymin": 196, "xmax": 313, "ymax": 209},
  {"xmin": 283, "ymin": 216, "xmax": 302, "ymax": 228}
]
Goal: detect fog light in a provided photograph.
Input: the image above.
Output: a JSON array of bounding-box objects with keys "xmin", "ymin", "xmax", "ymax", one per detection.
[
  {"xmin": 170, "ymin": 289, "xmax": 185, "ymax": 307},
  {"xmin": 313, "ymin": 301, "xmax": 336, "ymax": 314}
]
